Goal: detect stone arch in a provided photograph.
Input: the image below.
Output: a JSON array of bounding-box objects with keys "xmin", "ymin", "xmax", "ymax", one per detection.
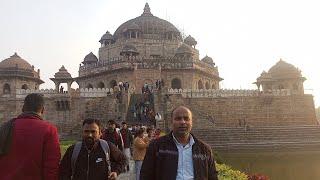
[
  {"xmin": 86, "ymin": 84, "xmax": 93, "ymax": 89},
  {"xmin": 212, "ymin": 84, "xmax": 217, "ymax": 89},
  {"xmin": 97, "ymin": 82, "xmax": 105, "ymax": 88},
  {"xmin": 205, "ymin": 82, "xmax": 210, "ymax": 89},
  {"xmin": 21, "ymin": 84, "xmax": 28, "ymax": 90},
  {"xmin": 171, "ymin": 78, "xmax": 182, "ymax": 89},
  {"xmin": 109, "ymin": 80, "xmax": 117, "ymax": 88},
  {"xmin": 198, "ymin": 80, "xmax": 203, "ymax": 89},
  {"xmin": 3, "ymin": 83, "xmax": 10, "ymax": 94}
]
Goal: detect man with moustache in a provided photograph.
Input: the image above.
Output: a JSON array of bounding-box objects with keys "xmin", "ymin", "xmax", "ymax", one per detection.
[
  {"xmin": 59, "ymin": 118, "xmax": 127, "ymax": 180},
  {"xmin": 140, "ymin": 106, "xmax": 218, "ymax": 180}
]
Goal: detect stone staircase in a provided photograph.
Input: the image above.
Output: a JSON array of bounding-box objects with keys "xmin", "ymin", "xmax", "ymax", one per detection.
[
  {"xmin": 192, "ymin": 125, "xmax": 320, "ymax": 152},
  {"xmin": 126, "ymin": 93, "xmax": 155, "ymax": 125}
]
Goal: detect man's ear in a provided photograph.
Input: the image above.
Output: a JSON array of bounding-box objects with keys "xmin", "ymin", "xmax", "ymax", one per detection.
[{"xmin": 40, "ymin": 107, "xmax": 45, "ymax": 115}]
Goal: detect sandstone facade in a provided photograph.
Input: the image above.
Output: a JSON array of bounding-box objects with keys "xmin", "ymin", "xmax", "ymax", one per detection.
[{"xmin": 0, "ymin": 3, "xmax": 317, "ymax": 139}]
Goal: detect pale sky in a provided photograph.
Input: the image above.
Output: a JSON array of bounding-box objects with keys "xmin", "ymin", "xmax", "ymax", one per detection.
[{"xmin": 0, "ymin": 0, "xmax": 319, "ymax": 107}]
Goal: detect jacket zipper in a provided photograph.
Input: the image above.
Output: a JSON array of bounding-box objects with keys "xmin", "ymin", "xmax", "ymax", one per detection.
[{"xmin": 87, "ymin": 152, "xmax": 90, "ymax": 180}]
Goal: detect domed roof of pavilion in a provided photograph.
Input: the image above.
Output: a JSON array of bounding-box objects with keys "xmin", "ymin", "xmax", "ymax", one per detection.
[
  {"xmin": 83, "ymin": 52, "xmax": 98, "ymax": 63},
  {"xmin": 0, "ymin": 53, "xmax": 33, "ymax": 70},
  {"xmin": 99, "ymin": 31, "xmax": 113, "ymax": 43},
  {"xmin": 256, "ymin": 70, "xmax": 272, "ymax": 81},
  {"xmin": 113, "ymin": 3, "xmax": 181, "ymax": 40},
  {"xmin": 268, "ymin": 59, "xmax": 302, "ymax": 79},
  {"xmin": 201, "ymin": 55, "xmax": 215, "ymax": 66},
  {"xmin": 54, "ymin": 65, "xmax": 72, "ymax": 79},
  {"xmin": 175, "ymin": 43, "xmax": 194, "ymax": 55},
  {"xmin": 184, "ymin": 35, "xmax": 197, "ymax": 46}
]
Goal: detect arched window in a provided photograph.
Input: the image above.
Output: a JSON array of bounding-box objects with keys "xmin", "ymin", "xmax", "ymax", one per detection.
[
  {"xmin": 21, "ymin": 84, "xmax": 28, "ymax": 90},
  {"xmin": 205, "ymin": 82, "xmax": 210, "ymax": 90},
  {"xmin": 86, "ymin": 84, "xmax": 93, "ymax": 89},
  {"xmin": 109, "ymin": 80, "xmax": 117, "ymax": 88},
  {"xmin": 171, "ymin": 78, "xmax": 182, "ymax": 89},
  {"xmin": 293, "ymin": 83, "xmax": 298, "ymax": 90},
  {"xmin": 97, "ymin": 82, "xmax": 105, "ymax": 88},
  {"xmin": 212, "ymin": 84, "xmax": 217, "ymax": 90},
  {"xmin": 198, "ymin": 80, "xmax": 203, "ymax": 89},
  {"xmin": 3, "ymin": 83, "xmax": 10, "ymax": 94}
]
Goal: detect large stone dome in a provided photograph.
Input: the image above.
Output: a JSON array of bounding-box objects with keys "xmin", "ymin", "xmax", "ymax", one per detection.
[
  {"xmin": 0, "ymin": 53, "xmax": 33, "ymax": 70},
  {"xmin": 268, "ymin": 59, "xmax": 302, "ymax": 79},
  {"xmin": 113, "ymin": 3, "xmax": 180, "ymax": 40}
]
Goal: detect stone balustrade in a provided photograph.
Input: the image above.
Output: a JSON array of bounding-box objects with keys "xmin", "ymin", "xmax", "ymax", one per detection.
[
  {"xmin": 15, "ymin": 88, "xmax": 118, "ymax": 98},
  {"xmin": 166, "ymin": 88, "xmax": 294, "ymax": 97},
  {"xmin": 79, "ymin": 88, "xmax": 114, "ymax": 97},
  {"xmin": 78, "ymin": 56, "xmax": 219, "ymax": 77},
  {"xmin": 16, "ymin": 89, "xmax": 69, "ymax": 99}
]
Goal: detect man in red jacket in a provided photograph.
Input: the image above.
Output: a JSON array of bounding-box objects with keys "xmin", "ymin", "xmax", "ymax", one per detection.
[{"xmin": 0, "ymin": 93, "xmax": 61, "ymax": 180}]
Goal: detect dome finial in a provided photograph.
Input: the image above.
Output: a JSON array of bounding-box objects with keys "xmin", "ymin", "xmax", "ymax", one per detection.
[
  {"xmin": 142, "ymin": 3, "xmax": 153, "ymax": 16},
  {"xmin": 11, "ymin": 52, "xmax": 20, "ymax": 58}
]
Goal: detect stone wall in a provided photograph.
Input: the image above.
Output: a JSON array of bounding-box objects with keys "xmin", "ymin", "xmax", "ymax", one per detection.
[
  {"xmin": 0, "ymin": 88, "xmax": 130, "ymax": 136},
  {"xmin": 0, "ymin": 87, "xmax": 317, "ymax": 137},
  {"xmin": 158, "ymin": 91, "xmax": 317, "ymax": 130}
]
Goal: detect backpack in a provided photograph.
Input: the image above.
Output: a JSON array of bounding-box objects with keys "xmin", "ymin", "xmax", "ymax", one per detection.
[
  {"xmin": 0, "ymin": 118, "xmax": 16, "ymax": 156},
  {"xmin": 71, "ymin": 139, "xmax": 111, "ymax": 179}
]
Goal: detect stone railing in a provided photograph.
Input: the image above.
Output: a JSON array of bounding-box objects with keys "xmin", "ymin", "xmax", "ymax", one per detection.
[
  {"xmin": 79, "ymin": 56, "xmax": 219, "ymax": 77},
  {"xmin": 15, "ymin": 89, "xmax": 70, "ymax": 99},
  {"xmin": 79, "ymin": 88, "xmax": 115, "ymax": 97},
  {"xmin": 15, "ymin": 88, "xmax": 119, "ymax": 98},
  {"xmin": 166, "ymin": 88, "xmax": 294, "ymax": 97}
]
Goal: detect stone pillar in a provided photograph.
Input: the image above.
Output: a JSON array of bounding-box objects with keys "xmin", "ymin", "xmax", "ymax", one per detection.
[
  {"xmin": 67, "ymin": 82, "xmax": 71, "ymax": 93},
  {"xmin": 55, "ymin": 82, "xmax": 60, "ymax": 93}
]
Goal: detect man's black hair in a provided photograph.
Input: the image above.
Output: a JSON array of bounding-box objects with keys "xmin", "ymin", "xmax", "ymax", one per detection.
[
  {"xmin": 147, "ymin": 127, "xmax": 154, "ymax": 133},
  {"xmin": 82, "ymin": 118, "xmax": 102, "ymax": 130},
  {"xmin": 121, "ymin": 122, "xmax": 127, "ymax": 125},
  {"xmin": 107, "ymin": 119, "xmax": 116, "ymax": 125},
  {"xmin": 23, "ymin": 93, "xmax": 44, "ymax": 112},
  {"xmin": 136, "ymin": 128, "xmax": 144, "ymax": 136}
]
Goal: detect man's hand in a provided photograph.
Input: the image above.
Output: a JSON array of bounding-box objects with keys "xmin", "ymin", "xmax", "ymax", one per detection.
[{"xmin": 108, "ymin": 172, "xmax": 117, "ymax": 180}]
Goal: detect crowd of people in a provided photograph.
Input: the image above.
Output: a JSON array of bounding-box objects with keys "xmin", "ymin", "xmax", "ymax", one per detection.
[{"xmin": 0, "ymin": 93, "xmax": 218, "ymax": 180}]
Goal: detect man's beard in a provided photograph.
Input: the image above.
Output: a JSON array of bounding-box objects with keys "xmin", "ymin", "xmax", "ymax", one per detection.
[{"xmin": 84, "ymin": 137, "xmax": 96, "ymax": 150}]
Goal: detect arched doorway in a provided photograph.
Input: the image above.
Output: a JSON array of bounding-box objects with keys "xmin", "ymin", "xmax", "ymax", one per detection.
[
  {"xmin": 3, "ymin": 83, "xmax": 10, "ymax": 94},
  {"xmin": 86, "ymin": 84, "xmax": 93, "ymax": 89},
  {"xmin": 171, "ymin": 78, "xmax": 182, "ymax": 89},
  {"xmin": 97, "ymin": 82, "xmax": 105, "ymax": 88},
  {"xmin": 212, "ymin": 84, "xmax": 217, "ymax": 89},
  {"xmin": 109, "ymin": 80, "xmax": 117, "ymax": 88},
  {"xmin": 205, "ymin": 82, "xmax": 210, "ymax": 89},
  {"xmin": 21, "ymin": 84, "xmax": 28, "ymax": 90},
  {"xmin": 198, "ymin": 80, "xmax": 203, "ymax": 89}
]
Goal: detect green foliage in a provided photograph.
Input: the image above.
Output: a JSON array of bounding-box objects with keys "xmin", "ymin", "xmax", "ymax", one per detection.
[
  {"xmin": 217, "ymin": 163, "xmax": 248, "ymax": 180},
  {"xmin": 213, "ymin": 150, "xmax": 224, "ymax": 164},
  {"xmin": 60, "ymin": 140, "xmax": 75, "ymax": 156}
]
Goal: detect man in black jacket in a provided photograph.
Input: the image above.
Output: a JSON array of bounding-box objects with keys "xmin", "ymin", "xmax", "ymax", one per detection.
[
  {"xmin": 140, "ymin": 106, "xmax": 218, "ymax": 180},
  {"xmin": 59, "ymin": 118, "xmax": 127, "ymax": 180},
  {"xmin": 120, "ymin": 121, "xmax": 133, "ymax": 171}
]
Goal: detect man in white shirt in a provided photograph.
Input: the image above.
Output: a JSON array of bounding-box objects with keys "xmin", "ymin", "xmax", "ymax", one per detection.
[{"xmin": 140, "ymin": 106, "xmax": 218, "ymax": 180}]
